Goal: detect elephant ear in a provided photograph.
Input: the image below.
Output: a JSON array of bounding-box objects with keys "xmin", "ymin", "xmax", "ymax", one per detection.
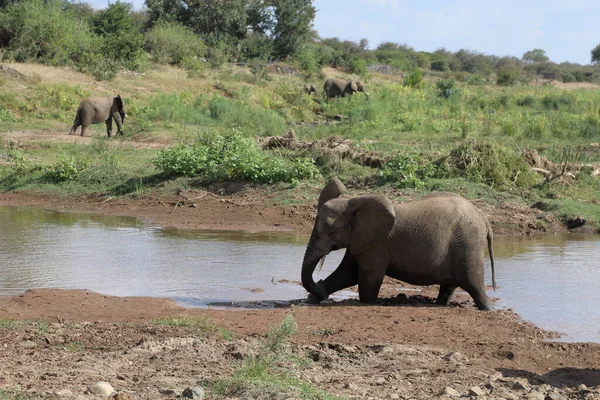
[
  {"xmin": 346, "ymin": 195, "xmax": 395, "ymax": 255},
  {"xmin": 318, "ymin": 178, "xmax": 346, "ymax": 209},
  {"xmin": 349, "ymin": 81, "xmax": 358, "ymax": 92}
]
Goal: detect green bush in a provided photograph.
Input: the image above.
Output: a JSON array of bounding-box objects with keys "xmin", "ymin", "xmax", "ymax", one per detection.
[
  {"xmin": 380, "ymin": 153, "xmax": 434, "ymax": 189},
  {"xmin": 0, "ymin": 0, "xmax": 96, "ymax": 66},
  {"xmin": 496, "ymin": 65, "xmax": 522, "ymax": 86},
  {"xmin": 146, "ymin": 21, "xmax": 206, "ymax": 66},
  {"xmin": 154, "ymin": 130, "xmax": 321, "ymax": 183},
  {"xmin": 404, "ymin": 69, "xmax": 423, "ymax": 88},
  {"xmin": 46, "ymin": 157, "xmax": 91, "ymax": 182},
  {"xmin": 436, "ymin": 79, "xmax": 460, "ymax": 99}
]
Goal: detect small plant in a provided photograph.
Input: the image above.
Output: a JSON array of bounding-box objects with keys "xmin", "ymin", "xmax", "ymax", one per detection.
[
  {"xmin": 64, "ymin": 341, "xmax": 83, "ymax": 352},
  {"xmin": 436, "ymin": 78, "xmax": 460, "ymax": 99},
  {"xmin": 403, "ymin": 69, "xmax": 424, "ymax": 88},
  {"xmin": 380, "ymin": 153, "xmax": 434, "ymax": 189}
]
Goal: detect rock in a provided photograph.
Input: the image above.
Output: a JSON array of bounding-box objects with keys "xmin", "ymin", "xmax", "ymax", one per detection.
[
  {"xmin": 89, "ymin": 382, "xmax": 114, "ymax": 396},
  {"xmin": 443, "ymin": 351, "xmax": 466, "ymax": 363},
  {"xmin": 344, "ymin": 383, "xmax": 359, "ymax": 391},
  {"xmin": 526, "ymin": 391, "xmax": 545, "ymax": 400},
  {"xmin": 488, "ymin": 371, "xmax": 503, "ymax": 382},
  {"xmin": 578, "ymin": 384, "xmax": 590, "ymax": 392},
  {"xmin": 55, "ymin": 389, "xmax": 73, "ymax": 397},
  {"xmin": 20, "ymin": 340, "xmax": 37, "ymax": 349},
  {"xmin": 546, "ymin": 392, "xmax": 565, "ymax": 400},
  {"xmin": 389, "ymin": 394, "xmax": 400, "ymax": 400},
  {"xmin": 468, "ymin": 386, "xmax": 486, "ymax": 396},
  {"xmin": 440, "ymin": 387, "xmax": 461, "ymax": 397},
  {"xmin": 159, "ymin": 388, "xmax": 180, "ymax": 396},
  {"xmin": 182, "ymin": 387, "xmax": 205, "ymax": 399},
  {"xmin": 507, "ymin": 378, "xmax": 530, "ymax": 391},
  {"xmin": 108, "ymin": 393, "xmax": 135, "ymax": 400}
]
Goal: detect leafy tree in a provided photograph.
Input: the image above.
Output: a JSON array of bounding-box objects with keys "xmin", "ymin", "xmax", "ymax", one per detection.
[
  {"xmin": 271, "ymin": 0, "xmax": 316, "ymax": 59},
  {"xmin": 90, "ymin": 1, "xmax": 146, "ymax": 70},
  {"xmin": 0, "ymin": 0, "xmax": 95, "ymax": 65},
  {"xmin": 592, "ymin": 43, "xmax": 600, "ymax": 64},
  {"xmin": 522, "ymin": 48, "xmax": 549, "ymax": 63},
  {"xmin": 146, "ymin": 20, "xmax": 205, "ymax": 65}
]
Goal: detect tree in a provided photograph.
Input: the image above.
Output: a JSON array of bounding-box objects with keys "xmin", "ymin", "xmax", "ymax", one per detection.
[
  {"xmin": 592, "ymin": 43, "xmax": 600, "ymax": 64},
  {"xmin": 522, "ymin": 48, "xmax": 549, "ymax": 63},
  {"xmin": 271, "ymin": 0, "xmax": 316, "ymax": 59}
]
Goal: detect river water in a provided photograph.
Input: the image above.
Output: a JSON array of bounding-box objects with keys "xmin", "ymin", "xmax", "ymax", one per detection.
[{"xmin": 0, "ymin": 206, "xmax": 598, "ymax": 342}]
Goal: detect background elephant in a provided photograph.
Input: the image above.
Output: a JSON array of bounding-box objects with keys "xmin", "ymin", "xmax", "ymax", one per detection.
[
  {"xmin": 301, "ymin": 178, "xmax": 496, "ymax": 310},
  {"xmin": 304, "ymin": 84, "xmax": 317, "ymax": 95},
  {"xmin": 69, "ymin": 95, "xmax": 126, "ymax": 137},
  {"xmin": 323, "ymin": 78, "xmax": 369, "ymax": 99}
]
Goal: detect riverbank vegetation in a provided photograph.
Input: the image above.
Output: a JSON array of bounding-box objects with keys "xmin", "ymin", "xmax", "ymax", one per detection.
[{"xmin": 0, "ymin": 0, "xmax": 599, "ymax": 233}]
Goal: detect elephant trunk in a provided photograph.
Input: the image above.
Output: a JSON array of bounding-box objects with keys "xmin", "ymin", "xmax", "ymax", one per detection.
[{"xmin": 301, "ymin": 229, "xmax": 329, "ymax": 301}]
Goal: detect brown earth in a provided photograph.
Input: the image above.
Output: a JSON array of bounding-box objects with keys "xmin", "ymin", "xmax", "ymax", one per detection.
[{"xmin": 0, "ymin": 130, "xmax": 599, "ymax": 399}]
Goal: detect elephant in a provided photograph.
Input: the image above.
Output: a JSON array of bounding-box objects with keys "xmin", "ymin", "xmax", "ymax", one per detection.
[
  {"xmin": 323, "ymin": 78, "xmax": 369, "ymax": 99},
  {"xmin": 69, "ymin": 95, "xmax": 126, "ymax": 137},
  {"xmin": 301, "ymin": 178, "xmax": 496, "ymax": 310},
  {"xmin": 304, "ymin": 84, "xmax": 317, "ymax": 95}
]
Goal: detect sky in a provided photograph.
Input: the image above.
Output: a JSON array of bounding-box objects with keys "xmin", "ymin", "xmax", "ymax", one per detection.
[{"xmin": 86, "ymin": 0, "xmax": 600, "ymax": 65}]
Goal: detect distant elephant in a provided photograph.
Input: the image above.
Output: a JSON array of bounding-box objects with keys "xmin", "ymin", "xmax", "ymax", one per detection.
[
  {"xmin": 323, "ymin": 78, "xmax": 369, "ymax": 99},
  {"xmin": 301, "ymin": 178, "xmax": 496, "ymax": 310},
  {"xmin": 304, "ymin": 84, "xmax": 317, "ymax": 95},
  {"xmin": 69, "ymin": 95, "xmax": 126, "ymax": 137}
]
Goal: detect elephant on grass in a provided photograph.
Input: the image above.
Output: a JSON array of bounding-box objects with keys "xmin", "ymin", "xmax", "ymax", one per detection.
[
  {"xmin": 323, "ymin": 78, "xmax": 368, "ymax": 99},
  {"xmin": 69, "ymin": 95, "xmax": 126, "ymax": 137},
  {"xmin": 301, "ymin": 178, "xmax": 496, "ymax": 310}
]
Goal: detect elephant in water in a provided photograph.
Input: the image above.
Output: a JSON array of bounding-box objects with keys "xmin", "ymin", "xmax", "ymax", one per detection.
[
  {"xmin": 69, "ymin": 95, "xmax": 126, "ymax": 137},
  {"xmin": 301, "ymin": 178, "xmax": 496, "ymax": 310},
  {"xmin": 323, "ymin": 78, "xmax": 368, "ymax": 99}
]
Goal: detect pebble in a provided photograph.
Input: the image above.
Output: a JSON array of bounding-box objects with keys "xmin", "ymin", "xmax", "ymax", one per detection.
[
  {"xmin": 55, "ymin": 389, "xmax": 73, "ymax": 397},
  {"xmin": 440, "ymin": 386, "xmax": 461, "ymax": 397},
  {"xmin": 20, "ymin": 340, "xmax": 37, "ymax": 349},
  {"xmin": 182, "ymin": 387, "xmax": 205, "ymax": 399},
  {"xmin": 526, "ymin": 391, "xmax": 546, "ymax": 400},
  {"xmin": 468, "ymin": 386, "xmax": 486, "ymax": 396},
  {"xmin": 88, "ymin": 381, "xmax": 114, "ymax": 396}
]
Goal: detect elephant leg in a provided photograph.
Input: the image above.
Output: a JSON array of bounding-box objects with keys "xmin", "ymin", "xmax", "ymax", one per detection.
[
  {"xmin": 459, "ymin": 255, "xmax": 493, "ymax": 311},
  {"xmin": 113, "ymin": 114, "xmax": 123, "ymax": 135},
  {"xmin": 80, "ymin": 124, "xmax": 88, "ymax": 137},
  {"xmin": 105, "ymin": 119, "xmax": 113, "ymax": 137},
  {"xmin": 356, "ymin": 258, "xmax": 386, "ymax": 304},
  {"xmin": 69, "ymin": 124, "xmax": 78, "ymax": 135},
  {"xmin": 435, "ymin": 285, "xmax": 457, "ymax": 305},
  {"xmin": 321, "ymin": 250, "xmax": 359, "ymax": 295}
]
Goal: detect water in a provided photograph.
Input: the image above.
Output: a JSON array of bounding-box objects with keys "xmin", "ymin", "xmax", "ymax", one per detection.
[{"xmin": 0, "ymin": 206, "xmax": 599, "ymax": 342}]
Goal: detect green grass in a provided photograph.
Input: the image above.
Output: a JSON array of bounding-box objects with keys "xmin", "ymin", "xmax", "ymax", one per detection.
[{"xmin": 152, "ymin": 315, "xmax": 234, "ymax": 340}]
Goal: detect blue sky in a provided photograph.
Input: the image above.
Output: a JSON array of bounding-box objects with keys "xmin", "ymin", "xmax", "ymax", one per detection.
[{"xmin": 88, "ymin": 0, "xmax": 599, "ymax": 65}]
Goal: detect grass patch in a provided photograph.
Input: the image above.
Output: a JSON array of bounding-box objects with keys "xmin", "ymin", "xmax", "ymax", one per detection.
[
  {"xmin": 207, "ymin": 314, "xmax": 342, "ymax": 400},
  {"xmin": 152, "ymin": 315, "xmax": 233, "ymax": 340}
]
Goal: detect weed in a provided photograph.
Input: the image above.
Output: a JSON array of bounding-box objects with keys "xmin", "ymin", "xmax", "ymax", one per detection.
[{"xmin": 63, "ymin": 342, "xmax": 83, "ymax": 352}]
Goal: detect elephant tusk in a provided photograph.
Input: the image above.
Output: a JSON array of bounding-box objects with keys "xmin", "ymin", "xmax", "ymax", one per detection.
[{"xmin": 317, "ymin": 256, "xmax": 326, "ymax": 273}]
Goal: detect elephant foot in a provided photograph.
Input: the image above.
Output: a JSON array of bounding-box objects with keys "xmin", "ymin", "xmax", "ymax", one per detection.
[{"xmin": 305, "ymin": 292, "xmax": 324, "ymax": 304}]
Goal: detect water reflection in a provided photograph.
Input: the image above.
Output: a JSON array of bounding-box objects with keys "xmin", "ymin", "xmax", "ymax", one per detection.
[{"xmin": 0, "ymin": 206, "xmax": 599, "ymax": 342}]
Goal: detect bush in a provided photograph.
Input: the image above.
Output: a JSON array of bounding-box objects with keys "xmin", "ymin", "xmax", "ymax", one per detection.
[
  {"xmin": 0, "ymin": 0, "xmax": 96, "ymax": 66},
  {"xmin": 436, "ymin": 79, "xmax": 460, "ymax": 99},
  {"xmin": 46, "ymin": 157, "xmax": 91, "ymax": 182},
  {"xmin": 154, "ymin": 130, "xmax": 321, "ymax": 183},
  {"xmin": 380, "ymin": 153, "xmax": 434, "ymax": 189},
  {"xmin": 404, "ymin": 69, "xmax": 423, "ymax": 88},
  {"xmin": 146, "ymin": 21, "xmax": 206, "ymax": 66},
  {"xmin": 496, "ymin": 65, "xmax": 521, "ymax": 86}
]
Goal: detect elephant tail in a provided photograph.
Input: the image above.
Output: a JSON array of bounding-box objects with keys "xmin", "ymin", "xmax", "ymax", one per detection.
[
  {"xmin": 69, "ymin": 108, "xmax": 82, "ymax": 135},
  {"xmin": 486, "ymin": 219, "xmax": 496, "ymax": 291}
]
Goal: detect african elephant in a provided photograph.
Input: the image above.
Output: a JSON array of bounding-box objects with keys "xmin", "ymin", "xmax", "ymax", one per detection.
[
  {"xmin": 323, "ymin": 78, "xmax": 369, "ymax": 99},
  {"xmin": 69, "ymin": 95, "xmax": 126, "ymax": 137},
  {"xmin": 301, "ymin": 178, "xmax": 496, "ymax": 310},
  {"xmin": 304, "ymin": 84, "xmax": 317, "ymax": 95}
]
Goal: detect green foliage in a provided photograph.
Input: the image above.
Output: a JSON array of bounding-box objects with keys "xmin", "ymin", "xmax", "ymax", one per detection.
[
  {"xmin": 271, "ymin": 0, "xmax": 316, "ymax": 60},
  {"xmin": 46, "ymin": 157, "xmax": 90, "ymax": 182},
  {"xmin": 154, "ymin": 130, "xmax": 321, "ymax": 183},
  {"xmin": 90, "ymin": 1, "xmax": 147, "ymax": 72},
  {"xmin": 146, "ymin": 21, "xmax": 206, "ymax": 66},
  {"xmin": 0, "ymin": 0, "xmax": 95, "ymax": 66},
  {"xmin": 496, "ymin": 65, "xmax": 522, "ymax": 86},
  {"xmin": 591, "ymin": 43, "xmax": 600, "ymax": 64},
  {"xmin": 522, "ymin": 48, "xmax": 549, "ymax": 63},
  {"xmin": 442, "ymin": 141, "xmax": 539, "ymax": 188},
  {"xmin": 0, "ymin": 103, "xmax": 16, "ymax": 122},
  {"xmin": 436, "ymin": 79, "xmax": 460, "ymax": 99},
  {"xmin": 404, "ymin": 69, "xmax": 423, "ymax": 88},
  {"xmin": 380, "ymin": 153, "xmax": 435, "ymax": 189}
]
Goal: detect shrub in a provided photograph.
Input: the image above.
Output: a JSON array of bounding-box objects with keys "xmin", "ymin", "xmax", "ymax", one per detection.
[
  {"xmin": 0, "ymin": 0, "xmax": 96, "ymax": 66},
  {"xmin": 46, "ymin": 157, "xmax": 91, "ymax": 182},
  {"xmin": 154, "ymin": 130, "xmax": 321, "ymax": 183},
  {"xmin": 403, "ymin": 69, "xmax": 423, "ymax": 88},
  {"xmin": 496, "ymin": 65, "xmax": 521, "ymax": 86},
  {"xmin": 436, "ymin": 79, "xmax": 460, "ymax": 99},
  {"xmin": 380, "ymin": 153, "xmax": 434, "ymax": 189},
  {"xmin": 146, "ymin": 21, "xmax": 206, "ymax": 66}
]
